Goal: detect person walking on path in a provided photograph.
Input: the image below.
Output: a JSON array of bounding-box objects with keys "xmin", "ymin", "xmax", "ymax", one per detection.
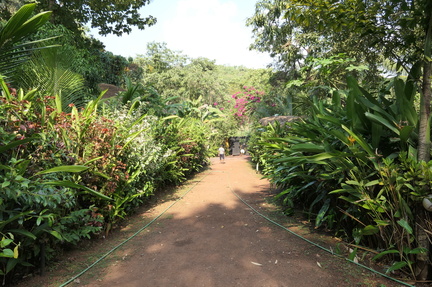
[{"xmin": 218, "ymin": 145, "xmax": 225, "ymax": 162}]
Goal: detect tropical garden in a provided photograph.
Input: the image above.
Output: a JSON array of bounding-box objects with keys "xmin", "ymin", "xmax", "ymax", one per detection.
[{"xmin": 1, "ymin": 0, "xmax": 432, "ymax": 285}]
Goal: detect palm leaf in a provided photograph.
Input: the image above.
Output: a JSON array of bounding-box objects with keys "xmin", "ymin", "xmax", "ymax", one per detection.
[
  {"xmin": 16, "ymin": 47, "xmax": 86, "ymax": 110},
  {"xmin": 0, "ymin": 4, "xmax": 54, "ymax": 78}
]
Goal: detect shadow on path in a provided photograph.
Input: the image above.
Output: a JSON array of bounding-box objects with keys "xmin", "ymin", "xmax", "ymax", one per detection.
[{"xmin": 56, "ymin": 156, "xmax": 406, "ymax": 287}]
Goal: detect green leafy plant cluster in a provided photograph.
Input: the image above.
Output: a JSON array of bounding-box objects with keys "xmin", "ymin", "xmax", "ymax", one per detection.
[
  {"xmin": 0, "ymin": 4, "xmax": 261, "ymax": 284},
  {"xmin": 0, "ymin": 74, "xmax": 214, "ymax": 284},
  {"xmin": 0, "ymin": 79, "xmax": 109, "ymax": 282},
  {"xmin": 249, "ymin": 74, "xmax": 430, "ymax": 279}
]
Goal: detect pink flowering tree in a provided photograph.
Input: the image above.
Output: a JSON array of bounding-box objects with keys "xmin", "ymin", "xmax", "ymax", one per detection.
[{"xmin": 229, "ymin": 86, "xmax": 266, "ymax": 124}]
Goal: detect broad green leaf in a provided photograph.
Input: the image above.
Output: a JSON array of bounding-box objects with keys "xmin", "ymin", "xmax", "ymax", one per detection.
[
  {"xmin": 371, "ymin": 122, "xmax": 382, "ymax": 149},
  {"xmin": 0, "ymin": 138, "xmax": 34, "ymax": 153},
  {"xmin": 0, "ymin": 239, "xmax": 13, "ymax": 248},
  {"xmin": 361, "ymin": 225, "xmax": 379, "ymax": 235},
  {"xmin": 407, "ymin": 247, "xmax": 427, "ymax": 255},
  {"xmin": 315, "ymin": 199, "xmax": 330, "ymax": 227},
  {"xmin": 291, "ymin": 143, "xmax": 326, "ymax": 153},
  {"xmin": 397, "ymin": 219, "xmax": 413, "ymax": 235},
  {"xmin": 337, "ymin": 195, "xmax": 358, "ymax": 203},
  {"xmin": 48, "ymin": 230, "xmax": 62, "ymax": 240},
  {"xmin": 348, "ymin": 247, "xmax": 358, "ymax": 261},
  {"xmin": 399, "ymin": 125, "xmax": 414, "ymax": 143},
  {"xmin": 0, "ymin": 249, "xmax": 14, "ymax": 258},
  {"xmin": 7, "ymin": 229, "xmax": 36, "ymax": 240},
  {"xmin": 84, "ymin": 157, "xmax": 103, "ymax": 165},
  {"xmin": 43, "ymin": 180, "xmax": 112, "ymax": 201},
  {"xmin": 387, "ymin": 261, "xmax": 407, "ymax": 273},
  {"xmin": 163, "ymin": 115, "xmax": 179, "ymax": 121},
  {"xmin": 342, "ymin": 125, "xmax": 374, "ymax": 156},
  {"xmin": 364, "ymin": 180, "xmax": 380, "ymax": 187},
  {"xmin": 372, "ymin": 249, "xmax": 399, "ymax": 261},
  {"xmin": 365, "ymin": 112, "xmax": 400, "ymax": 135},
  {"xmin": 346, "ymin": 180, "xmax": 361, "ymax": 186},
  {"xmin": 373, "ymin": 220, "xmax": 390, "ymax": 226},
  {"xmin": 93, "ymin": 171, "xmax": 110, "ymax": 179},
  {"xmin": 6, "ymin": 258, "xmax": 19, "ymax": 273},
  {"xmin": 34, "ymin": 165, "xmax": 89, "ymax": 176},
  {"xmin": 328, "ymin": 129, "xmax": 349, "ymax": 144}
]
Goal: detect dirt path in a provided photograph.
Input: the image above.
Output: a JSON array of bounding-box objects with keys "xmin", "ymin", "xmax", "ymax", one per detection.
[{"xmin": 17, "ymin": 156, "xmax": 408, "ymax": 287}]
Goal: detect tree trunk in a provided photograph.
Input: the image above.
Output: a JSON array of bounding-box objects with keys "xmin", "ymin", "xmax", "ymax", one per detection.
[
  {"xmin": 418, "ymin": 61, "xmax": 432, "ymax": 163},
  {"xmin": 416, "ymin": 3, "xmax": 432, "ymax": 280}
]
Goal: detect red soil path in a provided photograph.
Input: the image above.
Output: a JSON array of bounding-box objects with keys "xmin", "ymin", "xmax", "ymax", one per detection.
[{"xmin": 16, "ymin": 156, "xmax": 408, "ymax": 287}]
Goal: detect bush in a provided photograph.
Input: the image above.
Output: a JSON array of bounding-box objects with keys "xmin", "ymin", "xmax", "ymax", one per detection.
[{"xmin": 248, "ymin": 76, "xmax": 430, "ymax": 278}]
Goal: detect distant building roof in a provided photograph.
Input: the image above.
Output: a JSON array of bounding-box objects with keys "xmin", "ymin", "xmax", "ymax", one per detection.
[{"xmin": 98, "ymin": 83, "xmax": 125, "ymax": 98}]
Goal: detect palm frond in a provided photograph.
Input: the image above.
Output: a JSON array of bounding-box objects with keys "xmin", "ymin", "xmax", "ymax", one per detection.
[
  {"xmin": 16, "ymin": 46, "xmax": 86, "ymax": 110},
  {"xmin": 0, "ymin": 3, "xmax": 54, "ymax": 78}
]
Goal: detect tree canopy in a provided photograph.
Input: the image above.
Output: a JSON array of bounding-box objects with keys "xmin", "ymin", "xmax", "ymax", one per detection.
[
  {"xmin": 1, "ymin": 0, "xmax": 157, "ymax": 36},
  {"xmin": 247, "ymin": 0, "xmax": 432, "ymax": 83}
]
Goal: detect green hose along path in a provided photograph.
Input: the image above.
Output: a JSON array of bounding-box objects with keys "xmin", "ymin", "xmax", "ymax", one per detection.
[{"xmin": 59, "ymin": 170, "xmax": 414, "ymax": 287}]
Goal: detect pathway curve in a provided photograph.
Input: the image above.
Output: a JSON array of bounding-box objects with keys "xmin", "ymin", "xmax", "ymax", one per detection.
[{"xmin": 55, "ymin": 156, "xmax": 406, "ymax": 286}]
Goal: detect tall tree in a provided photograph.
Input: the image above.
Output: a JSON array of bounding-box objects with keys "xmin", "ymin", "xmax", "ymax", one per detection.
[
  {"xmin": 26, "ymin": 0, "xmax": 157, "ymax": 36},
  {"xmin": 247, "ymin": 0, "xmax": 420, "ymax": 85}
]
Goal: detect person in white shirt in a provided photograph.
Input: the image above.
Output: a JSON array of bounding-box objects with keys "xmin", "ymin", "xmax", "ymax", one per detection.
[{"xmin": 218, "ymin": 146, "xmax": 225, "ymax": 161}]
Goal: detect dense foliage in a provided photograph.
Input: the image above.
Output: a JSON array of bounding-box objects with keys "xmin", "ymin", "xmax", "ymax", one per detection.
[
  {"xmin": 0, "ymin": 76, "xmax": 217, "ymax": 283},
  {"xmin": 4, "ymin": 0, "xmax": 432, "ymax": 284},
  {"xmin": 248, "ymin": 74, "xmax": 432, "ymax": 279},
  {"xmin": 1, "ymin": 0, "xmax": 156, "ymax": 36},
  {"xmin": 0, "ymin": 4, "xmax": 275, "ymax": 285},
  {"xmin": 243, "ymin": 0, "xmax": 432, "ymax": 281}
]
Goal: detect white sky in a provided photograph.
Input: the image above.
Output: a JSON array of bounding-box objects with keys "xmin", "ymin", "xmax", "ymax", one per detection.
[{"xmin": 89, "ymin": 0, "xmax": 272, "ymax": 69}]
